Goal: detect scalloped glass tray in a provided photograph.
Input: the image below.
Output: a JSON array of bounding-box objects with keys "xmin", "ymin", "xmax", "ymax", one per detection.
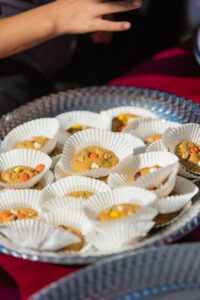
[{"xmin": 0, "ymin": 86, "xmax": 199, "ymax": 265}]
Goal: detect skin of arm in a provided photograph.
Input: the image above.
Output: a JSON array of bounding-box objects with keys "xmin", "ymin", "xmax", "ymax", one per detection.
[{"xmin": 0, "ymin": 0, "xmax": 142, "ymax": 59}]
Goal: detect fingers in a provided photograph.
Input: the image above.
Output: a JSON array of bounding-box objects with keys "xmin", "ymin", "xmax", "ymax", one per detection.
[
  {"xmin": 98, "ymin": 0, "xmax": 142, "ymax": 15},
  {"xmin": 95, "ymin": 19, "xmax": 131, "ymax": 32}
]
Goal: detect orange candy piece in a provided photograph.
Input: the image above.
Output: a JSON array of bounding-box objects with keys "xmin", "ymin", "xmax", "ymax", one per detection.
[
  {"xmin": 190, "ymin": 147, "xmax": 199, "ymax": 153},
  {"xmin": 0, "ymin": 211, "xmax": 12, "ymax": 219},
  {"xmin": 19, "ymin": 173, "xmax": 30, "ymax": 182},
  {"xmin": 116, "ymin": 125, "xmax": 125, "ymax": 132},
  {"xmin": 17, "ymin": 213, "xmax": 26, "ymax": 219},
  {"xmin": 35, "ymin": 164, "xmax": 45, "ymax": 172},
  {"xmin": 89, "ymin": 153, "xmax": 99, "ymax": 159},
  {"xmin": 154, "ymin": 165, "xmax": 160, "ymax": 169}
]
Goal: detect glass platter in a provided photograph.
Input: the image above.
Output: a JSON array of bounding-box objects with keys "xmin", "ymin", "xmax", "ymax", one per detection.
[
  {"xmin": 0, "ymin": 86, "xmax": 199, "ymax": 265},
  {"xmin": 30, "ymin": 243, "xmax": 200, "ymax": 300}
]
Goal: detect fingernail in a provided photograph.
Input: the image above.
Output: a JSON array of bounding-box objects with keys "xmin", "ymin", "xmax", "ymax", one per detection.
[
  {"xmin": 133, "ymin": 0, "xmax": 142, "ymax": 7},
  {"xmin": 123, "ymin": 23, "xmax": 131, "ymax": 30}
]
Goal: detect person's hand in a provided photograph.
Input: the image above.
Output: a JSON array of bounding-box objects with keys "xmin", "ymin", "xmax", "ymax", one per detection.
[{"xmin": 49, "ymin": 0, "xmax": 142, "ymax": 35}]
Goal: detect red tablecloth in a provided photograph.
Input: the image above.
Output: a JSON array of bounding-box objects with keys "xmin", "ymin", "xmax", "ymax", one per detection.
[{"xmin": 1, "ymin": 42, "xmax": 200, "ymax": 300}]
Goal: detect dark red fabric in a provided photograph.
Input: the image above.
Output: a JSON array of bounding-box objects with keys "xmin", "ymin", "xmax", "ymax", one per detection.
[
  {"xmin": 110, "ymin": 43, "xmax": 200, "ymax": 105},
  {"xmin": 1, "ymin": 42, "xmax": 200, "ymax": 300}
]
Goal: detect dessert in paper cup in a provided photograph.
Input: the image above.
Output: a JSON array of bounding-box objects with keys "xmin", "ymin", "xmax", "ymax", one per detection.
[
  {"xmin": 107, "ymin": 151, "xmax": 179, "ymax": 189},
  {"xmin": 100, "ymin": 106, "xmax": 158, "ymax": 132},
  {"xmin": 162, "ymin": 123, "xmax": 200, "ymax": 178},
  {"xmin": 0, "ymin": 170, "xmax": 54, "ymax": 192},
  {"xmin": 41, "ymin": 208, "xmax": 92, "ymax": 252},
  {"xmin": 0, "ymin": 219, "xmax": 80, "ymax": 251},
  {"xmin": 146, "ymin": 140, "xmax": 168, "ymax": 152},
  {"xmin": 133, "ymin": 165, "xmax": 179, "ymax": 197},
  {"xmin": 130, "ymin": 120, "xmax": 180, "ymax": 145},
  {"xmin": 56, "ymin": 111, "xmax": 111, "ymax": 134},
  {"xmin": 0, "ymin": 189, "xmax": 42, "ymax": 225},
  {"xmin": 2, "ymin": 118, "xmax": 60, "ymax": 154},
  {"xmin": 153, "ymin": 176, "xmax": 199, "ymax": 227},
  {"xmin": 87, "ymin": 219, "xmax": 154, "ymax": 252},
  {"xmin": 40, "ymin": 175, "xmax": 111, "ymax": 205},
  {"xmin": 59, "ymin": 129, "xmax": 134, "ymax": 178},
  {"xmin": 84, "ymin": 187, "xmax": 158, "ymax": 227},
  {"xmin": 0, "ymin": 149, "xmax": 51, "ymax": 189}
]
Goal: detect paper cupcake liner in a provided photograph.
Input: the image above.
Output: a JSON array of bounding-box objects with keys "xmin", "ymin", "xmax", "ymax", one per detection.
[
  {"xmin": 50, "ymin": 130, "xmax": 68, "ymax": 169},
  {"xmin": 0, "ymin": 189, "xmax": 42, "ymax": 216},
  {"xmin": 88, "ymin": 219, "xmax": 154, "ymax": 252},
  {"xmin": 123, "ymin": 117, "xmax": 157, "ymax": 134},
  {"xmin": 154, "ymin": 201, "xmax": 192, "ymax": 228},
  {"xmin": 56, "ymin": 111, "xmax": 111, "ymax": 132},
  {"xmin": 0, "ymin": 170, "xmax": 54, "ymax": 192},
  {"xmin": 54, "ymin": 162, "xmax": 67, "ymax": 181},
  {"xmin": 0, "ymin": 219, "xmax": 80, "ymax": 251},
  {"xmin": 2, "ymin": 118, "xmax": 60, "ymax": 154},
  {"xmin": 130, "ymin": 120, "xmax": 180, "ymax": 144},
  {"xmin": 162, "ymin": 123, "xmax": 200, "ymax": 176},
  {"xmin": 109, "ymin": 151, "xmax": 179, "ymax": 182},
  {"xmin": 146, "ymin": 140, "xmax": 168, "ymax": 152},
  {"xmin": 178, "ymin": 165, "xmax": 199, "ymax": 179},
  {"xmin": 154, "ymin": 176, "xmax": 199, "ymax": 214},
  {"xmin": 100, "ymin": 106, "xmax": 158, "ymax": 122},
  {"xmin": 115, "ymin": 133, "xmax": 145, "ymax": 154},
  {"xmin": 84, "ymin": 186, "xmax": 157, "ymax": 226},
  {"xmin": 59, "ymin": 129, "xmax": 134, "ymax": 178},
  {"xmin": 35, "ymin": 170, "xmax": 54, "ymax": 189},
  {"xmin": 40, "ymin": 175, "xmax": 111, "ymax": 203},
  {"xmin": 40, "ymin": 196, "xmax": 84, "ymax": 213},
  {"xmin": 107, "ymin": 164, "xmax": 178, "ymax": 196},
  {"xmin": 111, "ymin": 151, "xmax": 179, "ymax": 175},
  {"xmin": 41, "ymin": 207, "xmax": 92, "ymax": 235},
  {"xmin": 0, "ymin": 149, "xmax": 52, "ymax": 189},
  {"xmin": 134, "ymin": 164, "xmax": 179, "ymax": 197}
]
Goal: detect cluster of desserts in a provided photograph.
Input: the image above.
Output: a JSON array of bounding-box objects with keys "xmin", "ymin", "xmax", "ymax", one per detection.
[{"xmin": 0, "ymin": 106, "xmax": 199, "ymax": 254}]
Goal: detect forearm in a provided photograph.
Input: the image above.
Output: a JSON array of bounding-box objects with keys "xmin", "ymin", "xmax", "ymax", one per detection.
[{"xmin": 0, "ymin": 3, "xmax": 58, "ymax": 58}]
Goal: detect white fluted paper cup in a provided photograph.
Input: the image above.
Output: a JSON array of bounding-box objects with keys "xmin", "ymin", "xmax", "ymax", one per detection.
[
  {"xmin": 41, "ymin": 207, "xmax": 92, "ymax": 236},
  {"xmin": 50, "ymin": 130, "xmax": 68, "ymax": 169},
  {"xmin": 0, "ymin": 189, "xmax": 42, "ymax": 219},
  {"xmin": 54, "ymin": 162, "xmax": 67, "ymax": 181},
  {"xmin": 2, "ymin": 118, "xmax": 60, "ymax": 154},
  {"xmin": 134, "ymin": 164, "xmax": 179, "ymax": 197},
  {"xmin": 115, "ymin": 133, "xmax": 146, "ymax": 154},
  {"xmin": 32, "ymin": 170, "xmax": 54, "ymax": 190},
  {"xmin": 101, "ymin": 106, "xmax": 158, "ymax": 122},
  {"xmin": 56, "ymin": 111, "xmax": 111, "ymax": 132},
  {"xmin": 123, "ymin": 117, "xmax": 157, "ymax": 134},
  {"xmin": 162, "ymin": 123, "xmax": 200, "ymax": 177},
  {"xmin": 40, "ymin": 175, "xmax": 111, "ymax": 203},
  {"xmin": 84, "ymin": 186, "xmax": 157, "ymax": 226},
  {"xmin": 108, "ymin": 151, "xmax": 179, "ymax": 187},
  {"xmin": 0, "ymin": 149, "xmax": 52, "ymax": 189},
  {"xmin": 146, "ymin": 140, "xmax": 168, "ymax": 152},
  {"xmin": 59, "ymin": 129, "xmax": 134, "ymax": 178},
  {"xmin": 88, "ymin": 219, "xmax": 154, "ymax": 252},
  {"xmin": 154, "ymin": 201, "xmax": 192, "ymax": 228},
  {"xmin": 154, "ymin": 176, "xmax": 199, "ymax": 214},
  {"xmin": 130, "ymin": 120, "xmax": 180, "ymax": 144},
  {"xmin": 0, "ymin": 170, "xmax": 54, "ymax": 192},
  {"xmin": 40, "ymin": 196, "xmax": 84, "ymax": 213},
  {"xmin": 0, "ymin": 219, "xmax": 80, "ymax": 251}
]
